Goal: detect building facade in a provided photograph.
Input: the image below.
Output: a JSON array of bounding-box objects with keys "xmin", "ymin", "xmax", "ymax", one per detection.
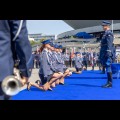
[
  {"xmin": 54, "ymin": 20, "xmax": 120, "ymax": 53},
  {"xmin": 29, "ymin": 33, "xmax": 55, "ymax": 42}
]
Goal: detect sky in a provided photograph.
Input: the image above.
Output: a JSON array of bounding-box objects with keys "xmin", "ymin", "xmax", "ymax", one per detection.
[{"xmin": 27, "ymin": 20, "xmax": 74, "ymax": 36}]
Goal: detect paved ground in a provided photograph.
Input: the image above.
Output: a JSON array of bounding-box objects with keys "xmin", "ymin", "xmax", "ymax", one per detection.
[{"xmin": 20, "ymin": 66, "xmax": 100, "ymax": 91}]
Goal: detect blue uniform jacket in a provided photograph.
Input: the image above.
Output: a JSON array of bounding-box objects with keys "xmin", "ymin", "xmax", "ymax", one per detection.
[
  {"xmin": 82, "ymin": 52, "xmax": 87, "ymax": 61},
  {"xmin": 100, "ymin": 30, "xmax": 114, "ymax": 58},
  {"xmin": 41, "ymin": 49, "xmax": 54, "ymax": 78},
  {"xmin": 52, "ymin": 52, "xmax": 64, "ymax": 72},
  {"xmin": 74, "ymin": 56, "xmax": 83, "ymax": 68},
  {"xmin": 51, "ymin": 52, "xmax": 61, "ymax": 72},
  {"xmin": 112, "ymin": 45, "xmax": 116, "ymax": 62},
  {"xmin": 100, "ymin": 30, "xmax": 114, "ymax": 65},
  {"xmin": 48, "ymin": 51, "xmax": 57, "ymax": 72},
  {"xmin": 0, "ymin": 20, "xmax": 32, "ymax": 82},
  {"xmin": 60, "ymin": 53, "xmax": 67, "ymax": 69}
]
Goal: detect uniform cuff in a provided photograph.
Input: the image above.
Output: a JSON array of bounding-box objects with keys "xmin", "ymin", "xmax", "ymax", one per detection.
[{"xmin": 106, "ymin": 50, "xmax": 111, "ymax": 52}]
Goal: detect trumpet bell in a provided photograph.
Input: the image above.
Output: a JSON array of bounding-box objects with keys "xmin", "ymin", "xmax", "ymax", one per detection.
[{"xmin": 1, "ymin": 75, "xmax": 23, "ymax": 96}]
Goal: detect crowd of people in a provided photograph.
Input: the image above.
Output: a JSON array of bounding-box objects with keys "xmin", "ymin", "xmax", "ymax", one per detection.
[
  {"xmin": 26, "ymin": 20, "xmax": 119, "ymax": 91},
  {"xmin": 29, "ymin": 47, "xmax": 107, "ymax": 75},
  {"xmin": 28, "ymin": 42, "xmax": 120, "ymax": 88},
  {"xmin": 27, "ymin": 40, "xmax": 72, "ymax": 91},
  {"xmin": 28, "ymin": 41, "xmax": 103, "ymax": 91},
  {"xmin": 71, "ymin": 49, "xmax": 102, "ymax": 72},
  {"xmin": 26, "ymin": 40, "xmax": 115, "ymax": 92}
]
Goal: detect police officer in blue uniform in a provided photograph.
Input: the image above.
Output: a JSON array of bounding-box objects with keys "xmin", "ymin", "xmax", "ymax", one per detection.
[
  {"xmin": 57, "ymin": 45, "xmax": 72, "ymax": 84},
  {"xmin": 100, "ymin": 21, "xmax": 114, "ymax": 88},
  {"xmin": 97, "ymin": 52, "xmax": 102, "ymax": 70},
  {"xmin": 74, "ymin": 52, "xmax": 83, "ymax": 73},
  {"xmin": 0, "ymin": 20, "xmax": 32, "ymax": 100},
  {"xmin": 82, "ymin": 50, "xmax": 88, "ymax": 70},
  {"xmin": 58, "ymin": 45, "xmax": 68, "ymax": 72},
  {"xmin": 27, "ymin": 40, "xmax": 63, "ymax": 91},
  {"xmin": 59, "ymin": 45, "xmax": 72, "ymax": 75},
  {"xmin": 91, "ymin": 50, "xmax": 97, "ymax": 71},
  {"xmin": 38, "ymin": 40, "xmax": 55, "ymax": 89},
  {"xmin": 34, "ymin": 51, "xmax": 40, "ymax": 68}
]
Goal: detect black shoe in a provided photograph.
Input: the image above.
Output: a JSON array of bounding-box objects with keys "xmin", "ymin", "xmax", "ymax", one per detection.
[
  {"xmin": 59, "ymin": 83, "xmax": 64, "ymax": 85},
  {"xmin": 27, "ymin": 82, "xmax": 31, "ymax": 91},
  {"xmin": 102, "ymin": 83, "xmax": 112, "ymax": 88},
  {"xmin": 48, "ymin": 88, "xmax": 53, "ymax": 91},
  {"xmin": 35, "ymin": 80, "xmax": 40, "ymax": 85}
]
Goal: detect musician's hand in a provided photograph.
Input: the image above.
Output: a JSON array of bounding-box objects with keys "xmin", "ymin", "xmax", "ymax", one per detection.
[{"xmin": 21, "ymin": 76, "xmax": 28, "ymax": 86}]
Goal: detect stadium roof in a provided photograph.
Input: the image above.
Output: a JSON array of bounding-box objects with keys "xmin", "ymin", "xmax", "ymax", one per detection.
[{"xmin": 64, "ymin": 20, "xmax": 120, "ymax": 29}]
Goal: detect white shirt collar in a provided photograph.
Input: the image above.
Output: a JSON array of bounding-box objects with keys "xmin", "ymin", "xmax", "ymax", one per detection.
[{"xmin": 44, "ymin": 48, "xmax": 49, "ymax": 52}]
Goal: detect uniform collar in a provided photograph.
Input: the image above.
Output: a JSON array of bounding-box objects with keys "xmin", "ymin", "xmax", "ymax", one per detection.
[{"xmin": 44, "ymin": 48, "xmax": 49, "ymax": 52}]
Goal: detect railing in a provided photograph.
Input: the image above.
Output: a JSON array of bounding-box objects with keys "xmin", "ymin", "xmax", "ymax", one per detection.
[{"xmin": 54, "ymin": 38, "xmax": 96, "ymax": 42}]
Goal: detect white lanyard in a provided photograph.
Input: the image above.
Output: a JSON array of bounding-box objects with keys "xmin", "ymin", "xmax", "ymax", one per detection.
[{"xmin": 13, "ymin": 20, "xmax": 23, "ymax": 41}]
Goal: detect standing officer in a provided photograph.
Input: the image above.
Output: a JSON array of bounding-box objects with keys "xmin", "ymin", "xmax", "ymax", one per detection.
[
  {"xmin": 97, "ymin": 52, "xmax": 102, "ymax": 71},
  {"xmin": 100, "ymin": 21, "xmax": 114, "ymax": 88},
  {"xmin": 91, "ymin": 50, "xmax": 97, "ymax": 71},
  {"xmin": 82, "ymin": 49, "xmax": 87, "ymax": 70},
  {"xmin": 90, "ymin": 49, "xmax": 94, "ymax": 70},
  {"xmin": 0, "ymin": 20, "xmax": 32, "ymax": 100},
  {"xmin": 99, "ymin": 45, "xmax": 106, "ymax": 74}
]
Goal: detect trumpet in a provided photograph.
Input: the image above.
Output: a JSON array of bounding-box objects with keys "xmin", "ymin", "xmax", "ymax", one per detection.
[{"xmin": 1, "ymin": 68, "xmax": 23, "ymax": 96}]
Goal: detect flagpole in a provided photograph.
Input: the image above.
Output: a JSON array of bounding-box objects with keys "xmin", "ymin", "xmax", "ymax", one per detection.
[{"xmin": 112, "ymin": 20, "xmax": 113, "ymax": 33}]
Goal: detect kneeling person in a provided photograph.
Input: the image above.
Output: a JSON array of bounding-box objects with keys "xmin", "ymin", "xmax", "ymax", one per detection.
[
  {"xmin": 27, "ymin": 40, "xmax": 63, "ymax": 91},
  {"xmin": 74, "ymin": 52, "xmax": 83, "ymax": 73}
]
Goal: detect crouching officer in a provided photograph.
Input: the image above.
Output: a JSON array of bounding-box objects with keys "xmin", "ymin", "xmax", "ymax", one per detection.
[
  {"xmin": 0, "ymin": 20, "xmax": 32, "ymax": 100},
  {"xmin": 74, "ymin": 52, "xmax": 83, "ymax": 73},
  {"xmin": 100, "ymin": 21, "xmax": 114, "ymax": 88}
]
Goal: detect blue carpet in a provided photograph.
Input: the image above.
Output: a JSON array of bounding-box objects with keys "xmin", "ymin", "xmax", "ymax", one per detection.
[
  {"xmin": 12, "ymin": 70, "xmax": 120, "ymax": 100},
  {"xmin": 68, "ymin": 70, "xmax": 118, "ymax": 79}
]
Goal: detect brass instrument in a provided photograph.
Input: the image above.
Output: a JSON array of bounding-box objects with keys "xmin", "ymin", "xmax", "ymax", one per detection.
[{"xmin": 1, "ymin": 68, "xmax": 23, "ymax": 96}]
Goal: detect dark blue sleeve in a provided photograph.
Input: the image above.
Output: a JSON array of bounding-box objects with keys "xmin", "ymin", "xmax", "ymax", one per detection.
[
  {"xmin": 106, "ymin": 33, "xmax": 113, "ymax": 51},
  {"xmin": 8, "ymin": 20, "xmax": 32, "ymax": 77}
]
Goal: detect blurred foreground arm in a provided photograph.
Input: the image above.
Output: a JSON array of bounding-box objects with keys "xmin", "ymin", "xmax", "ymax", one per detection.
[{"xmin": 8, "ymin": 20, "xmax": 32, "ymax": 84}]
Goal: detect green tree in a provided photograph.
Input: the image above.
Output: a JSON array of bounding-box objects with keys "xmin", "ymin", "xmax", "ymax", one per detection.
[
  {"xmin": 30, "ymin": 41, "xmax": 36, "ymax": 46},
  {"xmin": 39, "ymin": 38, "xmax": 46, "ymax": 43},
  {"xmin": 30, "ymin": 38, "xmax": 47, "ymax": 47}
]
